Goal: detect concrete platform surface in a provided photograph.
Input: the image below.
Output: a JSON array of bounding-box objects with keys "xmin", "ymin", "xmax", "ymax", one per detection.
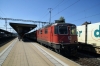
[
  {"xmin": 0, "ymin": 38, "xmax": 16, "ymax": 53},
  {"xmin": 1, "ymin": 39, "xmax": 80, "ymax": 66}
]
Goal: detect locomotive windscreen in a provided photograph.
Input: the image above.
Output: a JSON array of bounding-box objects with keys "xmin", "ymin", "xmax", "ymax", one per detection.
[
  {"xmin": 54, "ymin": 23, "xmax": 76, "ymax": 35},
  {"xmin": 58, "ymin": 26, "xmax": 67, "ymax": 34}
]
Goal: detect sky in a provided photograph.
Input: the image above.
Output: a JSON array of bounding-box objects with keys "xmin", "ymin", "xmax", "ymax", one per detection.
[{"xmin": 0, "ymin": 0, "xmax": 100, "ymax": 32}]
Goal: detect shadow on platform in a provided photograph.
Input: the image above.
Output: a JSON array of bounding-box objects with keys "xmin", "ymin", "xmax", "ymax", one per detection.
[{"xmin": 21, "ymin": 38, "xmax": 36, "ymax": 42}]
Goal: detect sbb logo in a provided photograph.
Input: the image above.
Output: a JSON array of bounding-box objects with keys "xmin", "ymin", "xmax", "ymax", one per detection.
[
  {"xmin": 94, "ymin": 25, "xmax": 100, "ymax": 38},
  {"xmin": 92, "ymin": 25, "xmax": 100, "ymax": 41}
]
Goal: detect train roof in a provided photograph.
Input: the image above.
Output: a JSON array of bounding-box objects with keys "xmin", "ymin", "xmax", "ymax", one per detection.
[
  {"xmin": 0, "ymin": 29, "xmax": 13, "ymax": 34},
  {"xmin": 52, "ymin": 23, "xmax": 76, "ymax": 26},
  {"xmin": 38, "ymin": 23, "xmax": 76, "ymax": 30}
]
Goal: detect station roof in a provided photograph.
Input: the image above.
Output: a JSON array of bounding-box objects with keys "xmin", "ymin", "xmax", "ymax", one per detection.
[{"xmin": 9, "ymin": 22, "xmax": 37, "ymax": 37}]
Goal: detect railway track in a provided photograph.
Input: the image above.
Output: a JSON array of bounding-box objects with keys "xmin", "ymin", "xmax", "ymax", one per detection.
[
  {"xmin": 24, "ymin": 38, "xmax": 100, "ymax": 66},
  {"xmin": 39, "ymin": 42, "xmax": 100, "ymax": 66},
  {"xmin": 66, "ymin": 50, "xmax": 100, "ymax": 66},
  {"xmin": 36, "ymin": 40, "xmax": 100, "ymax": 66}
]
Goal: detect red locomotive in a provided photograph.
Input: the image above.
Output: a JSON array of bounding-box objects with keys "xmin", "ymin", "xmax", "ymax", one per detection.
[{"xmin": 36, "ymin": 23, "xmax": 78, "ymax": 55}]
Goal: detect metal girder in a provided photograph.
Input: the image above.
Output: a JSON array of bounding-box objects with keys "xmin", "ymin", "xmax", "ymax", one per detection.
[{"xmin": 0, "ymin": 17, "xmax": 49, "ymax": 23}]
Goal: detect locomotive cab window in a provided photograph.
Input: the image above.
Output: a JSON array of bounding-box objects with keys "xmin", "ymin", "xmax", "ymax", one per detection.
[
  {"xmin": 41, "ymin": 30, "xmax": 42, "ymax": 34},
  {"xmin": 39, "ymin": 30, "xmax": 42, "ymax": 34},
  {"xmin": 37, "ymin": 31, "xmax": 39, "ymax": 34},
  {"xmin": 54, "ymin": 26, "xmax": 58, "ymax": 34},
  {"xmin": 71, "ymin": 26, "xmax": 77, "ymax": 35},
  {"xmin": 45, "ymin": 29, "xmax": 48, "ymax": 34},
  {"xmin": 58, "ymin": 25, "xmax": 67, "ymax": 34},
  {"xmin": 39, "ymin": 30, "xmax": 41, "ymax": 34}
]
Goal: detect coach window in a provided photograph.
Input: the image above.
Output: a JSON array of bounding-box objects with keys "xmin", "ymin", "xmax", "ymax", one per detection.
[
  {"xmin": 54, "ymin": 26, "xmax": 58, "ymax": 34},
  {"xmin": 45, "ymin": 29, "xmax": 48, "ymax": 34}
]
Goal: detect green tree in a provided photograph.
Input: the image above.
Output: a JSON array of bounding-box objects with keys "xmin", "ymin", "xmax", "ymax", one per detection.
[
  {"xmin": 55, "ymin": 16, "xmax": 65, "ymax": 23},
  {"xmin": 59, "ymin": 16, "xmax": 65, "ymax": 23}
]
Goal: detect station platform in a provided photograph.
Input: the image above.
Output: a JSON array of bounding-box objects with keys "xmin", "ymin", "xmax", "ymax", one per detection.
[{"xmin": 0, "ymin": 38, "xmax": 80, "ymax": 66}]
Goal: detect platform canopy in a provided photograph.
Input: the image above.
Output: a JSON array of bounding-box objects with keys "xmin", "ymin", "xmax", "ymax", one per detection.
[{"xmin": 9, "ymin": 22, "xmax": 37, "ymax": 39}]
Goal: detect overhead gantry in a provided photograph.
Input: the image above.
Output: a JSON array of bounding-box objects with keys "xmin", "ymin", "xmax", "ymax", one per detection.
[{"xmin": 0, "ymin": 17, "xmax": 49, "ymax": 31}]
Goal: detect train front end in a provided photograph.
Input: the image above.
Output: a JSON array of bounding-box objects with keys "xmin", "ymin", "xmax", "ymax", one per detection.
[{"xmin": 54, "ymin": 23, "xmax": 78, "ymax": 55}]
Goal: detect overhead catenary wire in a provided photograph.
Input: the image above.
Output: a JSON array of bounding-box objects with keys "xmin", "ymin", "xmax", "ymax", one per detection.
[
  {"xmin": 67, "ymin": 2, "xmax": 100, "ymax": 18},
  {"xmin": 37, "ymin": 10, "xmax": 49, "ymax": 29},
  {"xmin": 0, "ymin": 13, "xmax": 3, "ymax": 18},
  {"xmin": 0, "ymin": 9, "xmax": 6, "ymax": 18},
  {"xmin": 40, "ymin": 13, "xmax": 49, "ymax": 21},
  {"xmin": 0, "ymin": 9, "xmax": 8, "ymax": 31},
  {"xmin": 0, "ymin": 9, "xmax": 7, "ymax": 18},
  {"xmin": 70, "ymin": 12, "xmax": 100, "ymax": 22},
  {"xmin": 48, "ymin": 8, "xmax": 53, "ymax": 23},
  {"xmin": 39, "ymin": 11, "xmax": 49, "ymax": 21},
  {"xmin": 44, "ymin": 0, "xmax": 65, "ymax": 22},
  {"xmin": 52, "ymin": 0, "xmax": 65, "ymax": 11},
  {"xmin": 51, "ymin": 0, "xmax": 80, "ymax": 18}
]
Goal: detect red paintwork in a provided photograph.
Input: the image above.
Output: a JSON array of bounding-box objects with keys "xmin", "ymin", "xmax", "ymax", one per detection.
[{"xmin": 37, "ymin": 23, "xmax": 77, "ymax": 44}]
